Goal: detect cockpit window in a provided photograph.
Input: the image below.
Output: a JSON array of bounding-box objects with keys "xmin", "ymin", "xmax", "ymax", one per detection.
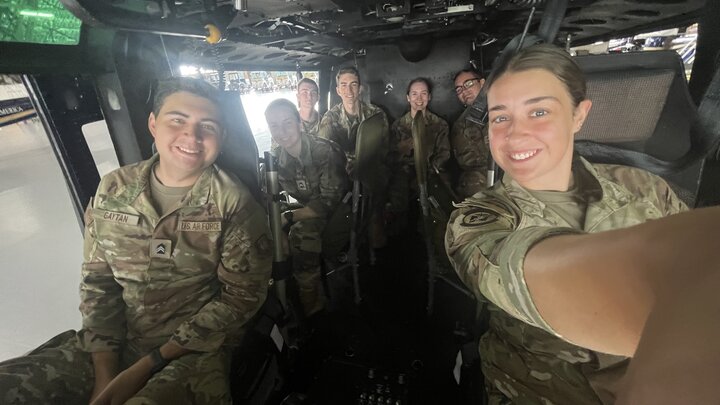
[
  {"xmin": 0, "ymin": 0, "xmax": 82, "ymax": 46},
  {"xmin": 572, "ymin": 23, "xmax": 697, "ymax": 79}
]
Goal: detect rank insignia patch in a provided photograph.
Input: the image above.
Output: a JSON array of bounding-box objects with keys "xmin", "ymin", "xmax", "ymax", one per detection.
[{"xmin": 150, "ymin": 239, "xmax": 172, "ymax": 259}]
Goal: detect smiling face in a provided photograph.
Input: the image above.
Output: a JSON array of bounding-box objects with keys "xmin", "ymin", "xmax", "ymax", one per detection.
[
  {"xmin": 265, "ymin": 104, "xmax": 302, "ymax": 154},
  {"xmin": 336, "ymin": 72, "xmax": 361, "ymax": 111},
  {"xmin": 297, "ymin": 81, "xmax": 319, "ymax": 111},
  {"xmin": 149, "ymin": 91, "xmax": 224, "ymax": 187},
  {"xmin": 487, "ymin": 69, "xmax": 592, "ymax": 191},
  {"xmin": 407, "ymin": 80, "xmax": 431, "ymax": 115},
  {"xmin": 454, "ymin": 71, "xmax": 484, "ymax": 106}
]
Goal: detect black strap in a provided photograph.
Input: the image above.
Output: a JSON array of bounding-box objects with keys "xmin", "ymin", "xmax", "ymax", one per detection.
[
  {"xmin": 538, "ymin": 0, "xmax": 569, "ymax": 44},
  {"xmin": 149, "ymin": 347, "xmax": 170, "ymax": 374}
]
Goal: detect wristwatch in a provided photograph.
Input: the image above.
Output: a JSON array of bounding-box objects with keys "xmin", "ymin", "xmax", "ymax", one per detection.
[{"xmin": 149, "ymin": 347, "xmax": 170, "ymax": 375}]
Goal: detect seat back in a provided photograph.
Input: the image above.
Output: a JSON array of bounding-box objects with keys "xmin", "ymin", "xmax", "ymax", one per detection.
[
  {"xmin": 215, "ymin": 90, "xmax": 264, "ymax": 203},
  {"xmin": 573, "ymin": 51, "xmax": 705, "ymax": 205}
]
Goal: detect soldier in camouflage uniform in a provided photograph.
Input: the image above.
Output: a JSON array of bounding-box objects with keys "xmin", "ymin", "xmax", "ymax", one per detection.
[
  {"xmin": 0, "ymin": 77, "xmax": 272, "ymax": 405},
  {"xmin": 297, "ymin": 77, "xmax": 323, "ymax": 137},
  {"xmin": 388, "ymin": 77, "xmax": 451, "ymax": 214},
  {"xmin": 451, "ymin": 69, "xmax": 490, "ymax": 198},
  {"xmin": 270, "ymin": 78, "xmax": 323, "ymax": 153},
  {"xmin": 266, "ymin": 99, "xmax": 350, "ymax": 316},
  {"xmin": 318, "ymin": 66, "xmax": 390, "ymax": 248},
  {"xmin": 445, "ymin": 45, "xmax": 689, "ymax": 403}
]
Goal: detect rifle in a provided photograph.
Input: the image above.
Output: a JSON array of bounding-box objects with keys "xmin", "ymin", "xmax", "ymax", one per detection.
[
  {"xmin": 411, "ymin": 112, "xmax": 442, "ymax": 315},
  {"xmin": 264, "ymin": 151, "xmax": 305, "ymax": 348}
]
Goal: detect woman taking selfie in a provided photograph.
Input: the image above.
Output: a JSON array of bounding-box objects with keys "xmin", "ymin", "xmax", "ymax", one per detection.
[{"xmin": 446, "ymin": 44, "xmax": 720, "ymax": 404}]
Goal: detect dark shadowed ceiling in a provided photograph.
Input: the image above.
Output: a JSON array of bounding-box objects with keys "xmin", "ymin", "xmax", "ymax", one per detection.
[{"xmin": 60, "ymin": 0, "xmax": 705, "ymax": 69}]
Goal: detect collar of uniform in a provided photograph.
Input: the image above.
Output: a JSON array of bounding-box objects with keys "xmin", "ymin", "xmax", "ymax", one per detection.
[
  {"xmin": 422, "ymin": 110, "xmax": 437, "ymax": 124},
  {"xmin": 302, "ymin": 109, "xmax": 319, "ymax": 125},
  {"xmin": 403, "ymin": 110, "xmax": 431, "ymax": 126},
  {"xmin": 183, "ymin": 165, "xmax": 216, "ymax": 207},
  {"xmin": 340, "ymin": 102, "xmax": 363, "ymax": 126},
  {"xmin": 341, "ymin": 101, "xmax": 381, "ymax": 124},
  {"xmin": 111, "ymin": 154, "xmax": 214, "ymax": 208},
  {"xmin": 109, "ymin": 154, "xmax": 157, "ymax": 206},
  {"xmin": 399, "ymin": 111, "xmax": 413, "ymax": 126},
  {"xmin": 577, "ymin": 157, "xmax": 634, "ymax": 209},
  {"xmin": 501, "ymin": 175, "xmax": 547, "ymax": 217},
  {"xmin": 277, "ymin": 144, "xmax": 289, "ymax": 168},
  {"xmin": 277, "ymin": 133, "xmax": 312, "ymax": 168},
  {"xmin": 573, "ymin": 157, "xmax": 602, "ymax": 202},
  {"xmin": 301, "ymin": 113, "xmax": 321, "ymax": 135},
  {"xmin": 500, "ymin": 156, "xmax": 631, "ymax": 216}
]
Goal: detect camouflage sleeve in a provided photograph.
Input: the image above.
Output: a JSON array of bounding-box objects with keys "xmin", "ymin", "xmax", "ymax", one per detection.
[
  {"xmin": 600, "ymin": 164, "xmax": 689, "ymax": 216},
  {"xmin": 317, "ymin": 111, "xmax": 334, "ymax": 142},
  {"xmin": 449, "ymin": 117, "xmax": 466, "ymax": 167},
  {"xmin": 431, "ymin": 119, "xmax": 451, "ymax": 172},
  {"xmin": 445, "ymin": 199, "xmax": 581, "ymax": 337},
  {"xmin": 78, "ymin": 198, "xmax": 127, "ymax": 353},
  {"xmin": 450, "ymin": 112, "xmax": 489, "ymax": 171},
  {"xmin": 170, "ymin": 200, "xmax": 272, "ymax": 352},
  {"xmin": 653, "ymin": 175, "xmax": 689, "ymax": 215},
  {"xmin": 306, "ymin": 145, "xmax": 348, "ymax": 218}
]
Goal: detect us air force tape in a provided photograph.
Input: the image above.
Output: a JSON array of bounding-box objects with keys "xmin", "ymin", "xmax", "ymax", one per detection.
[{"xmin": 460, "ymin": 208, "xmax": 498, "ymax": 227}]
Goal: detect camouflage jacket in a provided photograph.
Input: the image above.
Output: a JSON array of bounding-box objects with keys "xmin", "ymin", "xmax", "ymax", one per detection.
[
  {"xmin": 277, "ymin": 134, "xmax": 350, "ymax": 219},
  {"xmin": 301, "ymin": 111, "xmax": 322, "ymax": 137},
  {"xmin": 318, "ymin": 101, "xmax": 389, "ymax": 160},
  {"xmin": 446, "ymin": 157, "xmax": 687, "ymax": 404},
  {"xmin": 79, "ymin": 155, "xmax": 272, "ymax": 354},
  {"xmin": 450, "ymin": 106, "xmax": 490, "ymax": 172},
  {"xmin": 391, "ymin": 110, "xmax": 451, "ymax": 173}
]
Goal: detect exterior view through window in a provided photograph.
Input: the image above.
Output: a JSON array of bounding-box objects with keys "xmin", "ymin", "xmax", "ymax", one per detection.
[
  {"xmin": 573, "ymin": 23, "xmax": 697, "ymax": 79},
  {"xmin": 0, "ymin": 75, "xmax": 82, "ymax": 361},
  {"xmin": 180, "ymin": 67, "xmax": 320, "ymax": 156}
]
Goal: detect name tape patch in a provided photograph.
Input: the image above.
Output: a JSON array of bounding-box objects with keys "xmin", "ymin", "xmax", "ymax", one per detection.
[
  {"xmin": 99, "ymin": 209, "xmax": 140, "ymax": 225},
  {"xmin": 180, "ymin": 221, "xmax": 222, "ymax": 232}
]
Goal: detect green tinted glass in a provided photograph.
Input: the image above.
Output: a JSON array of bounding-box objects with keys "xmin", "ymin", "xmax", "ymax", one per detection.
[{"xmin": 1, "ymin": 0, "xmax": 82, "ymax": 45}]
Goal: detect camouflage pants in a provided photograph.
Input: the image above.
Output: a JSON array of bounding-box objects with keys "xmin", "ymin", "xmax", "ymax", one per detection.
[
  {"xmin": 0, "ymin": 330, "xmax": 231, "ymax": 405},
  {"xmin": 288, "ymin": 217, "xmax": 327, "ymax": 316}
]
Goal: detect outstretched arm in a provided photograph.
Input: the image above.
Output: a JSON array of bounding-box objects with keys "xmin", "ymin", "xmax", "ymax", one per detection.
[
  {"xmin": 525, "ymin": 206, "xmax": 719, "ymax": 356},
  {"xmin": 616, "ymin": 267, "xmax": 720, "ymax": 403}
]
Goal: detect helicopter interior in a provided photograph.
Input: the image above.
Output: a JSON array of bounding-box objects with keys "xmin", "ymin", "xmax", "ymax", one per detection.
[{"xmin": 2, "ymin": 0, "xmax": 720, "ymax": 404}]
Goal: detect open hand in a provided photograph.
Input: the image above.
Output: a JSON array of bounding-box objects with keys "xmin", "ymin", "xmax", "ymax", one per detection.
[{"xmin": 89, "ymin": 357, "xmax": 153, "ymax": 405}]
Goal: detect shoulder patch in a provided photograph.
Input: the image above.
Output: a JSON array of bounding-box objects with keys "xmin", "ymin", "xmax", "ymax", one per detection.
[
  {"xmin": 455, "ymin": 195, "xmax": 519, "ymax": 229},
  {"xmin": 461, "ymin": 208, "xmax": 498, "ymax": 227}
]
